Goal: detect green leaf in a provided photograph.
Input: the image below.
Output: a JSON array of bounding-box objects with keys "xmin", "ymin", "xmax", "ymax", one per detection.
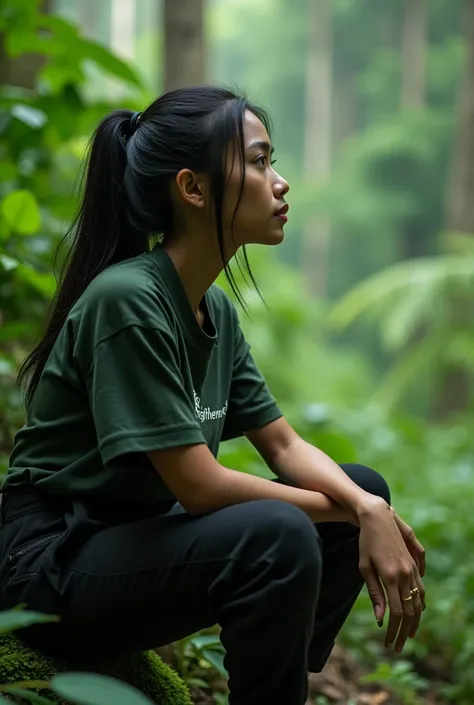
[
  {"xmin": 0, "ymin": 254, "xmax": 19, "ymax": 271},
  {"xmin": 189, "ymin": 634, "xmax": 222, "ymax": 651},
  {"xmin": 0, "ymin": 609, "xmax": 59, "ymax": 634},
  {"xmin": 0, "ymin": 161, "xmax": 17, "ymax": 182},
  {"xmin": 202, "ymin": 649, "xmax": 228, "ymax": 678},
  {"xmin": 50, "ymin": 673, "xmax": 155, "ymax": 705},
  {"xmin": 11, "ymin": 104, "xmax": 48, "ymax": 129},
  {"xmin": 0, "ymin": 696, "xmax": 14, "ymax": 703},
  {"xmin": 16, "ymin": 265, "xmax": 55, "ymax": 297},
  {"xmin": 186, "ymin": 678, "xmax": 209, "ymax": 689},
  {"xmin": 0, "ymin": 687, "xmax": 55, "ymax": 704},
  {"xmin": 2, "ymin": 190, "xmax": 41, "ymax": 235},
  {"xmin": 77, "ymin": 38, "xmax": 142, "ymax": 86},
  {"xmin": 309, "ymin": 431, "xmax": 357, "ymax": 463}
]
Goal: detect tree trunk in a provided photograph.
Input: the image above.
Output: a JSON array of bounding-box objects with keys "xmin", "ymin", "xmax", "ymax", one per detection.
[
  {"xmin": 0, "ymin": 0, "xmax": 52, "ymax": 89},
  {"xmin": 398, "ymin": 0, "xmax": 428, "ymax": 260},
  {"xmin": 332, "ymin": 72, "xmax": 357, "ymax": 153},
  {"xmin": 110, "ymin": 0, "xmax": 136, "ymax": 61},
  {"xmin": 401, "ymin": 0, "xmax": 426, "ymax": 110},
  {"xmin": 445, "ymin": 0, "xmax": 474, "ymax": 233},
  {"xmin": 301, "ymin": 0, "xmax": 332, "ymax": 297},
  {"xmin": 436, "ymin": 0, "xmax": 474, "ymax": 418},
  {"xmin": 164, "ymin": 0, "xmax": 206, "ymax": 92}
]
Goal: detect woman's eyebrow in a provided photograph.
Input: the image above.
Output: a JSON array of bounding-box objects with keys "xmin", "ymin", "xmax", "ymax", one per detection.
[{"xmin": 247, "ymin": 140, "xmax": 275, "ymax": 155}]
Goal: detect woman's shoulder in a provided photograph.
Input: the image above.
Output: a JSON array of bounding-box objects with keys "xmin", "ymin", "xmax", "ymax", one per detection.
[
  {"xmin": 73, "ymin": 255, "xmax": 174, "ymax": 336},
  {"xmin": 206, "ymin": 283, "xmax": 236, "ymax": 316}
]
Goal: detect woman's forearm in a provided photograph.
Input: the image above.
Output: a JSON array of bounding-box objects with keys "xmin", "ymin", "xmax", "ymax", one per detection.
[
  {"xmin": 269, "ymin": 437, "xmax": 377, "ymax": 516},
  {"xmin": 191, "ymin": 465, "xmax": 355, "ymax": 523}
]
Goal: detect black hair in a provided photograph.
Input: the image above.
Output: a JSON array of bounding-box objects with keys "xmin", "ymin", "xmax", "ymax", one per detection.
[{"xmin": 17, "ymin": 85, "xmax": 272, "ymax": 407}]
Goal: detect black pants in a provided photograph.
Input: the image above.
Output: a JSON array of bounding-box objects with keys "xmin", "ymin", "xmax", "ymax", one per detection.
[{"xmin": 0, "ymin": 464, "xmax": 390, "ymax": 705}]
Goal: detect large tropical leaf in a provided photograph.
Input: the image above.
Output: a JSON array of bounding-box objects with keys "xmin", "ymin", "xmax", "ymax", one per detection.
[{"xmin": 330, "ymin": 254, "xmax": 474, "ymax": 350}]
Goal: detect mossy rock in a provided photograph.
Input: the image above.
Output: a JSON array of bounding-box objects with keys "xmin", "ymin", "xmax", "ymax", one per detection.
[{"xmin": 0, "ymin": 632, "xmax": 192, "ymax": 704}]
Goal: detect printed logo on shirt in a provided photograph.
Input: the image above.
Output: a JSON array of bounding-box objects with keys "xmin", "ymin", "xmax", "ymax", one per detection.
[{"xmin": 193, "ymin": 389, "xmax": 228, "ymax": 423}]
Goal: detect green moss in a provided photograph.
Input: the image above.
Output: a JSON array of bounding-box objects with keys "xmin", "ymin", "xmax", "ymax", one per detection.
[{"xmin": 0, "ymin": 633, "xmax": 191, "ymax": 705}]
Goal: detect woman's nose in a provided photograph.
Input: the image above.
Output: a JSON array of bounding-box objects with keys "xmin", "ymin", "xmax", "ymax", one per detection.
[{"xmin": 274, "ymin": 176, "xmax": 290, "ymax": 198}]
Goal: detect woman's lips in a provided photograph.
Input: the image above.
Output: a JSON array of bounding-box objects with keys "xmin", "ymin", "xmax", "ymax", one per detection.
[{"xmin": 274, "ymin": 204, "xmax": 289, "ymax": 223}]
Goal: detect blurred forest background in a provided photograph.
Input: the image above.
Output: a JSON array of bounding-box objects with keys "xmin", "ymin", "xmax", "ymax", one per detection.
[{"xmin": 1, "ymin": 0, "xmax": 474, "ymax": 703}]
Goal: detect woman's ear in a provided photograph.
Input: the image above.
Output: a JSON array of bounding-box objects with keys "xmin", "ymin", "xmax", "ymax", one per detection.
[{"xmin": 175, "ymin": 169, "xmax": 207, "ymax": 209}]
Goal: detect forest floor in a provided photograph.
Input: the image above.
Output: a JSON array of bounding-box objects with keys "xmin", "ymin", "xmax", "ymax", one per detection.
[{"xmin": 186, "ymin": 644, "xmax": 451, "ymax": 705}]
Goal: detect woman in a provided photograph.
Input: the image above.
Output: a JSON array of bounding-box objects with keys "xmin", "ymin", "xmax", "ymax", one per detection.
[{"xmin": 0, "ymin": 86, "xmax": 425, "ymax": 705}]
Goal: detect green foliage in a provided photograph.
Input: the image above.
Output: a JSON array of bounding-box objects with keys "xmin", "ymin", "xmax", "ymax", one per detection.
[
  {"xmin": 171, "ymin": 631, "xmax": 228, "ymax": 702},
  {"xmin": 0, "ymin": 0, "xmax": 146, "ymax": 468},
  {"xmin": 0, "ymin": 608, "xmax": 191, "ymax": 705},
  {"xmin": 361, "ymin": 660, "xmax": 428, "ymax": 705},
  {"xmin": 1, "ymin": 1, "xmax": 474, "ymax": 703},
  {"xmin": 330, "ymin": 235, "xmax": 474, "ymax": 411}
]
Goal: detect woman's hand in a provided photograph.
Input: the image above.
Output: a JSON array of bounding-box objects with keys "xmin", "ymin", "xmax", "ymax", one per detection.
[
  {"xmin": 356, "ymin": 497, "xmax": 425, "ymax": 654},
  {"xmin": 392, "ymin": 509, "xmax": 426, "ymax": 579}
]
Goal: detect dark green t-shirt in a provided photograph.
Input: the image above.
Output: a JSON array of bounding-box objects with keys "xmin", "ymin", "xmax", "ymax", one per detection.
[{"xmin": 3, "ymin": 246, "xmax": 282, "ymax": 508}]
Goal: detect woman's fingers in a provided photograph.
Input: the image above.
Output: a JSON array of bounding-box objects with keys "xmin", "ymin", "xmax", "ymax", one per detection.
[
  {"xmin": 393, "ymin": 512, "xmax": 426, "ymax": 578},
  {"xmin": 360, "ymin": 562, "xmax": 386, "ymax": 625},
  {"xmin": 384, "ymin": 579, "xmax": 404, "ymax": 649},
  {"xmin": 409, "ymin": 572, "xmax": 425, "ymax": 639},
  {"xmin": 413, "ymin": 536, "xmax": 426, "ymax": 578},
  {"xmin": 380, "ymin": 564, "xmax": 423, "ymax": 653},
  {"xmin": 394, "ymin": 573, "xmax": 418, "ymax": 653}
]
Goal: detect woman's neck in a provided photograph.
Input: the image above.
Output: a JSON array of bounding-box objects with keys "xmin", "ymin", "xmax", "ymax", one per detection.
[{"xmin": 163, "ymin": 233, "xmax": 232, "ymax": 315}]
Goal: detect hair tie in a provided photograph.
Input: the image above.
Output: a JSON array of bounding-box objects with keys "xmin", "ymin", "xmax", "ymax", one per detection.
[{"xmin": 129, "ymin": 111, "xmax": 142, "ymax": 136}]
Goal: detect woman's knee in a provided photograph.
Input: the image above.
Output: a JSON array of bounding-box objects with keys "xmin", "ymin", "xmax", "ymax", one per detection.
[
  {"xmin": 241, "ymin": 500, "xmax": 322, "ymax": 580},
  {"xmin": 339, "ymin": 464, "xmax": 391, "ymax": 505}
]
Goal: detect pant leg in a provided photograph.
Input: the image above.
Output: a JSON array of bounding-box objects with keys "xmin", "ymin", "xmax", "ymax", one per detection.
[
  {"xmin": 4, "ymin": 498, "xmax": 322, "ymax": 705},
  {"xmin": 307, "ymin": 463, "xmax": 391, "ymax": 672}
]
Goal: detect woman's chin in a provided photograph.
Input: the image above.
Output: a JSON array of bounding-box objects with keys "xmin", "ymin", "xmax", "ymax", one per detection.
[{"xmin": 254, "ymin": 226, "xmax": 286, "ymax": 246}]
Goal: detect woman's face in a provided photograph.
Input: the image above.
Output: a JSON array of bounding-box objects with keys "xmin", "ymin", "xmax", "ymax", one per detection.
[{"xmin": 221, "ymin": 110, "xmax": 290, "ymax": 251}]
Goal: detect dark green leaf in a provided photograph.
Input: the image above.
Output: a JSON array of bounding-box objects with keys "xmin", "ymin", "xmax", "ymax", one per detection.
[
  {"xmin": 50, "ymin": 673, "xmax": 155, "ymax": 705},
  {"xmin": 0, "ymin": 161, "xmax": 17, "ymax": 182},
  {"xmin": 0, "ymin": 687, "xmax": 56, "ymax": 704}
]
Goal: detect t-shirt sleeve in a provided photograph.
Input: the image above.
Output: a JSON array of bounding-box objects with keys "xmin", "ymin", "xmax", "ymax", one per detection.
[
  {"xmin": 87, "ymin": 323, "xmax": 206, "ymax": 466},
  {"xmin": 222, "ymin": 306, "xmax": 282, "ymax": 442}
]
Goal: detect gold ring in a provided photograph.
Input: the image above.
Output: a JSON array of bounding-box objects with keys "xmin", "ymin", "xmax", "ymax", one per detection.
[
  {"xmin": 411, "ymin": 588, "xmax": 420, "ymax": 597},
  {"xmin": 402, "ymin": 594, "xmax": 414, "ymax": 602}
]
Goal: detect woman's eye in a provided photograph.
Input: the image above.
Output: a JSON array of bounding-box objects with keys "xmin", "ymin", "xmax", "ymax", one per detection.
[{"xmin": 255, "ymin": 155, "xmax": 277, "ymax": 167}]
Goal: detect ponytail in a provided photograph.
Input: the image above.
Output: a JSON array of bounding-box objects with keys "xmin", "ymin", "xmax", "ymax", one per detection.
[{"xmin": 17, "ymin": 109, "xmax": 149, "ymax": 407}]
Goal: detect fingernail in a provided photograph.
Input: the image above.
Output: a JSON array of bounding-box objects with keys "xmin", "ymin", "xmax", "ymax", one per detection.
[{"xmin": 377, "ymin": 619, "xmax": 384, "ymax": 628}]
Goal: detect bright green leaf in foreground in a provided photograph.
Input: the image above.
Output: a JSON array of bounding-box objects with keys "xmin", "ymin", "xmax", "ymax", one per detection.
[
  {"xmin": 51, "ymin": 673, "xmax": 155, "ymax": 705},
  {"xmin": 0, "ymin": 609, "xmax": 59, "ymax": 634}
]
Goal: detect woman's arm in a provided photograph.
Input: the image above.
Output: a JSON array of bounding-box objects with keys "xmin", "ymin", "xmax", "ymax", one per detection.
[
  {"xmin": 148, "ymin": 443, "xmax": 355, "ymax": 523},
  {"xmin": 245, "ymin": 417, "xmax": 379, "ymax": 517}
]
